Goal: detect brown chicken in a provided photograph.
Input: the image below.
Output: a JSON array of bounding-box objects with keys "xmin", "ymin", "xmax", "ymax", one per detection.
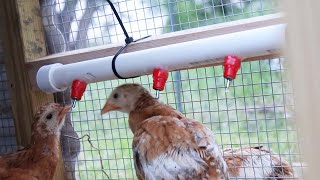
[
  {"xmin": 0, "ymin": 103, "xmax": 71, "ymax": 180},
  {"xmin": 223, "ymin": 146, "xmax": 295, "ymax": 179},
  {"xmin": 101, "ymin": 83, "xmax": 229, "ymax": 180}
]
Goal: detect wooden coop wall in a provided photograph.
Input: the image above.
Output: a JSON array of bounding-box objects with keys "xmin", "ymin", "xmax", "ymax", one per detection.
[{"xmin": 0, "ymin": 0, "xmax": 65, "ymax": 179}]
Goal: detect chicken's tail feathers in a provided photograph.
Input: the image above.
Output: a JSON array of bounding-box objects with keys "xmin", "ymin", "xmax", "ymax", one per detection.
[{"xmin": 204, "ymin": 151, "xmax": 230, "ymax": 180}]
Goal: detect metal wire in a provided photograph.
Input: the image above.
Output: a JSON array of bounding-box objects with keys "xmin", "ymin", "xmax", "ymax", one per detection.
[{"xmin": 63, "ymin": 134, "xmax": 110, "ymax": 179}]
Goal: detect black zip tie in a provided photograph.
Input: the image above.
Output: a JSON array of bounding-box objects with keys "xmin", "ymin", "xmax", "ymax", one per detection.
[{"xmin": 106, "ymin": 0, "xmax": 151, "ymax": 79}]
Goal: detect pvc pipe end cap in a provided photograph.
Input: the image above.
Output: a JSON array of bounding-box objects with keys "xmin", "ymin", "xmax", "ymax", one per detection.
[{"xmin": 36, "ymin": 63, "xmax": 67, "ymax": 93}]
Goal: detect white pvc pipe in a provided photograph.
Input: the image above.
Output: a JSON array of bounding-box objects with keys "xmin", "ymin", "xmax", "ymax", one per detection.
[{"xmin": 37, "ymin": 24, "xmax": 286, "ymax": 93}]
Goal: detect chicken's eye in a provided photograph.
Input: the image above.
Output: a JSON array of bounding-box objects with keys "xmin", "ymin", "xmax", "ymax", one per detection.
[
  {"xmin": 113, "ymin": 93, "xmax": 118, "ymax": 99},
  {"xmin": 46, "ymin": 113, "xmax": 53, "ymax": 120}
]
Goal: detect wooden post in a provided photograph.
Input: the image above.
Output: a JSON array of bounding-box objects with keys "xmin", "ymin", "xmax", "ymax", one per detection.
[
  {"xmin": 286, "ymin": 0, "xmax": 320, "ymax": 179},
  {"xmin": 0, "ymin": 0, "xmax": 65, "ymax": 179}
]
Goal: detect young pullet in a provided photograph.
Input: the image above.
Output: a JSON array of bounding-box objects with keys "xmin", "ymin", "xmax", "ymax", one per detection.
[
  {"xmin": 223, "ymin": 146, "xmax": 295, "ymax": 179},
  {"xmin": 101, "ymin": 83, "xmax": 229, "ymax": 180},
  {"xmin": 0, "ymin": 103, "xmax": 71, "ymax": 180}
]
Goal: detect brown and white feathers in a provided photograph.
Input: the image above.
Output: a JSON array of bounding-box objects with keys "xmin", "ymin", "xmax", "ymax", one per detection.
[
  {"xmin": 223, "ymin": 146, "xmax": 295, "ymax": 179},
  {"xmin": 0, "ymin": 103, "xmax": 71, "ymax": 180},
  {"xmin": 101, "ymin": 83, "xmax": 229, "ymax": 180}
]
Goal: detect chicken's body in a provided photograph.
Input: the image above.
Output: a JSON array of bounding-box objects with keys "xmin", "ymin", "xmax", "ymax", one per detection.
[
  {"xmin": 102, "ymin": 84, "xmax": 229, "ymax": 180},
  {"xmin": 0, "ymin": 103, "xmax": 70, "ymax": 180},
  {"xmin": 224, "ymin": 146, "xmax": 294, "ymax": 179},
  {"xmin": 0, "ymin": 137, "xmax": 60, "ymax": 180}
]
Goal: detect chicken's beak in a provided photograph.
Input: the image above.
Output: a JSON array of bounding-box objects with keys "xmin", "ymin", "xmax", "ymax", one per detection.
[
  {"xmin": 101, "ymin": 101, "xmax": 120, "ymax": 114},
  {"xmin": 58, "ymin": 104, "xmax": 72, "ymax": 124}
]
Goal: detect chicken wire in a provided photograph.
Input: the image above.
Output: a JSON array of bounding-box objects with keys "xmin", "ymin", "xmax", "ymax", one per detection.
[
  {"xmin": 0, "ymin": 39, "xmax": 17, "ymax": 155},
  {"xmin": 55, "ymin": 58, "xmax": 305, "ymax": 179},
  {"xmin": 41, "ymin": 0, "xmax": 279, "ymax": 53},
  {"xmin": 39, "ymin": 0, "xmax": 305, "ymax": 179}
]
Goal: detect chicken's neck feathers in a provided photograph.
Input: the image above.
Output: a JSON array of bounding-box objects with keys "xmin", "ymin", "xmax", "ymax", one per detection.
[
  {"xmin": 129, "ymin": 93, "xmax": 184, "ymax": 133},
  {"xmin": 31, "ymin": 130, "xmax": 61, "ymax": 143},
  {"xmin": 133, "ymin": 92, "xmax": 158, "ymax": 111},
  {"xmin": 29, "ymin": 134, "xmax": 61, "ymax": 160}
]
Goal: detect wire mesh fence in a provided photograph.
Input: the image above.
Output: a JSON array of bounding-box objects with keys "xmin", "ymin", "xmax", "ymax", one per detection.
[
  {"xmin": 41, "ymin": 0, "xmax": 280, "ymax": 53},
  {"xmin": 55, "ymin": 58, "xmax": 304, "ymax": 179},
  {"xmin": 0, "ymin": 39, "xmax": 17, "ymax": 155},
  {"xmin": 39, "ymin": 0, "xmax": 305, "ymax": 179}
]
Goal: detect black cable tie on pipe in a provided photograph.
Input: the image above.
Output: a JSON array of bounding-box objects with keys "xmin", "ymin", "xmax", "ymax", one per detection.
[
  {"xmin": 106, "ymin": 0, "xmax": 151, "ymax": 79},
  {"xmin": 111, "ymin": 35, "xmax": 151, "ymax": 79},
  {"xmin": 111, "ymin": 45, "xmax": 128, "ymax": 79},
  {"xmin": 125, "ymin": 37, "xmax": 134, "ymax": 44}
]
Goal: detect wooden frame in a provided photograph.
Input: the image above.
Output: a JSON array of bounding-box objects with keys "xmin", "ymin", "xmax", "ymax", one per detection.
[
  {"xmin": 0, "ymin": 0, "xmax": 65, "ymax": 179},
  {"xmin": 26, "ymin": 13, "xmax": 284, "ymax": 89},
  {"xmin": 286, "ymin": 0, "xmax": 320, "ymax": 178}
]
